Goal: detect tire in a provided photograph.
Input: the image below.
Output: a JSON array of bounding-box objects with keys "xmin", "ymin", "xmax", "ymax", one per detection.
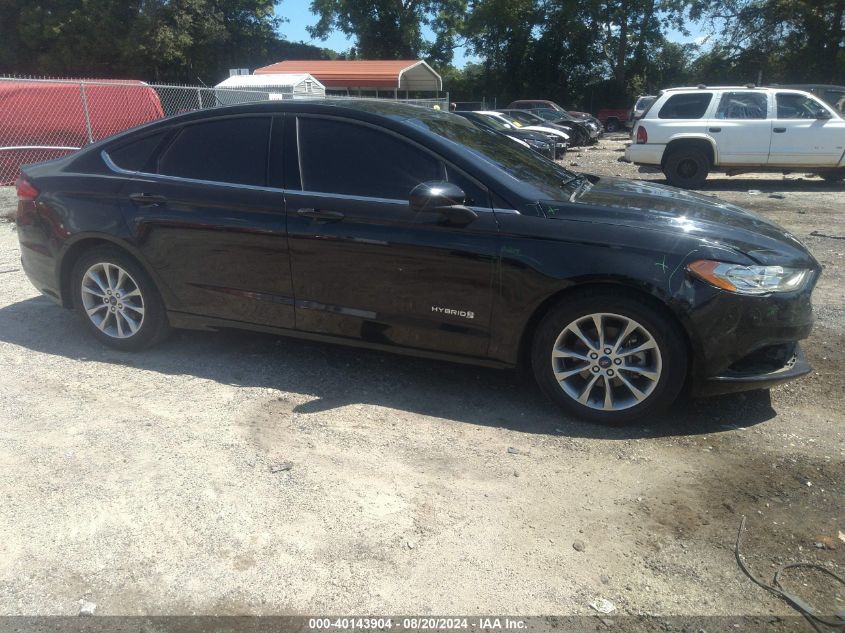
[
  {"xmin": 71, "ymin": 246, "xmax": 170, "ymax": 351},
  {"xmin": 663, "ymin": 147, "xmax": 710, "ymax": 189},
  {"xmin": 530, "ymin": 292, "xmax": 687, "ymax": 425},
  {"xmin": 605, "ymin": 119, "xmax": 620, "ymax": 133}
]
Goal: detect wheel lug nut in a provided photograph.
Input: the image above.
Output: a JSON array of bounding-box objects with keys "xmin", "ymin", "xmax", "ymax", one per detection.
[
  {"xmin": 614, "ymin": 358, "xmax": 622, "ymax": 365},
  {"xmin": 607, "ymin": 369, "xmax": 614, "ymax": 376},
  {"xmin": 592, "ymin": 366, "xmax": 600, "ymax": 373},
  {"xmin": 604, "ymin": 348, "xmax": 611, "ymax": 354},
  {"xmin": 107, "ymin": 290, "xmax": 112, "ymax": 295},
  {"xmin": 110, "ymin": 307, "xmax": 115, "ymax": 312},
  {"xmin": 590, "ymin": 353, "xmax": 598, "ymax": 359}
]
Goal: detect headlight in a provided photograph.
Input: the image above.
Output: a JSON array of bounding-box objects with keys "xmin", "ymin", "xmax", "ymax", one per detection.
[
  {"xmin": 526, "ymin": 139, "xmax": 550, "ymax": 150},
  {"xmin": 688, "ymin": 260, "xmax": 810, "ymax": 294}
]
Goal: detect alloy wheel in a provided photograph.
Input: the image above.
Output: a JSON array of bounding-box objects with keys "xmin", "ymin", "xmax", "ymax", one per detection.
[
  {"xmin": 551, "ymin": 312, "xmax": 662, "ymax": 411},
  {"xmin": 80, "ymin": 262, "xmax": 145, "ymax": 339}
]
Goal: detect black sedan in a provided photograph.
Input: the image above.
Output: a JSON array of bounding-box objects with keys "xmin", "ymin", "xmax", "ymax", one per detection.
[{"xmin": 15, "ymin": 100, "xmax": 819, "ymax": 424}]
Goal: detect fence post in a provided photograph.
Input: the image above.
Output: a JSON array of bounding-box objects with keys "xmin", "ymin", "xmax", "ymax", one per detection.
[
  {"xmin": 197, "ymin": 87, "xmax": 203, "ymax": 109},
  {"xmin": 79, "ymin": 82, "xmax": 94, "ymax": 144}
]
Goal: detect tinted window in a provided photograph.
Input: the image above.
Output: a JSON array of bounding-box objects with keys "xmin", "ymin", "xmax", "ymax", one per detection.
[
  {"xmin": 157, "ymin": 117, "xmax": 270, "ymax": 186},
  {"xmin": 108, "ymin": 132, "xmax": 167, "ymax": 171},
  {"xmin": 776, "ymin": 93, "xmax": 830, "ymax": 119},
  {"xmin": 298, "ymin": 117, "xmax": 441, "ymax": 199},
  {"xmin": 715, "ymin": 92, "xmax": 768, "ymax": 119},
  {"xmin": 407, "ymin": 113, "xmax": 577, "ymax": 201},
  {"xmin": 658, "ymin": 93, "xmax": 713, "ymax": 119},
  {"xmin": 445, "ymin": 165, "xmax": 489, "ymax": 208}
]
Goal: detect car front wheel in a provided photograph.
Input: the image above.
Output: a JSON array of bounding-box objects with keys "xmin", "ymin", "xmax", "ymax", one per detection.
[
  {"xmin": 531, "ymin": 293, "xmax": 687, "ymax": 425},
  {"xmin": 71, "ymin": 247, "xmax": 170, "ymax": 351}
]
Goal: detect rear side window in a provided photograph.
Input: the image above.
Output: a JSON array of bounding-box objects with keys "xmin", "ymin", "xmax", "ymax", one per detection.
[
  {"xmin": 658, "ymin": 93, "xmax": 713, "ymax": 119},
  {"xmin": 715, "ymin": 92, "xmax": 768, "ymax": 119},
  {"xmin": 157, "ymin": 117, "xmax": 270, "ymax": 186},
  {"xmin": 297, "ymin": 117, "xmax": 441, "ymax": 200},
  {"xmin": 108, "ymin": 132, "xmax": 167, "ymax": 171}
]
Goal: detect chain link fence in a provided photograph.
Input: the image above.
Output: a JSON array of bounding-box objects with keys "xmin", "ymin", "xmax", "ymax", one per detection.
[{"xmin": 0, "ymin": 76, "xmax": 449, "ymax": 185}]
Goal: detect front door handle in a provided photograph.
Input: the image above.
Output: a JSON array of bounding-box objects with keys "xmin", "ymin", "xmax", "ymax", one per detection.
[
  {"xmin": 129, "ymin": 193, "xmax": 167, "ymax": 206},
  {"xmin": 773, "ymin": 127, "xmax": 787, "ymax": 133},
  {"xmin": 709, "ymin": 127, "xmax": 721, "ymax": 133},
  {"xmin": 297, "ymin": 208, "xmax": 345, "ymax": 222}
]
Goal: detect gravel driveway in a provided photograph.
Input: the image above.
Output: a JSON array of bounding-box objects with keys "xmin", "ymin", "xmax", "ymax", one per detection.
[{"xmin": 0, "ymin": 139, "xmax": 842, "ymax": 627}]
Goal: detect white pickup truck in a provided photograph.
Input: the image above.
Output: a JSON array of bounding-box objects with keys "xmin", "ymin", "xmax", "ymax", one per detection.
[{"xmin": 625, "ymin": 86, "xmax": 845, "ymax": 188}]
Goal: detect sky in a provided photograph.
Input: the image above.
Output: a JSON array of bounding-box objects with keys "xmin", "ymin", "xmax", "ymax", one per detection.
[{"xmin": 277, "ymin": 1, "xmax": 707, "ymax": 68}]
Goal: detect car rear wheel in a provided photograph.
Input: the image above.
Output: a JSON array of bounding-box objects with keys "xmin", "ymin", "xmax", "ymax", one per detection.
[
  {"xmin": 605, "ymin": 119, "xmax": 620, "ymax": 133},
  {"xmin": 663, "ymin": 148, "xmax": 709, "ymax": 189},
  {"xmin": 530, "ymin": 293, "xmax": 687, "ymax": 425},
  {"xmin": 72, "ymin": 247, "xmax": 170, "ymax": 351}
]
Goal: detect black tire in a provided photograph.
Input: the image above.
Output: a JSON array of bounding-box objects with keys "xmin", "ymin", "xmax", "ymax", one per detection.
[
  {"xmin": 71, "ymin": 246, "xmax": 170, "ymax": 351},
  {"xmin": 605, "ymin": 119, "xmax": 620, "ymax": 133},
  {"xmin": 663, "ymin": 147, "xmax": 710, "ymax": 189},
  {"xmin": 530, "ymin": 292, "xmax": 687, "ymax": 425}
]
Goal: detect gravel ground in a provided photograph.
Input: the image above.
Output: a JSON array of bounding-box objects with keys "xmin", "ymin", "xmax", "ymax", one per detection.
[{"xmin": 0, "ymin": 138, "xmax": 843, "ymax": 626}]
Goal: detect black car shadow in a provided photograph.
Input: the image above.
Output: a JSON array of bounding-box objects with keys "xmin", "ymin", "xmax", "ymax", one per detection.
[
  {"xmin": 0, "ymin": 296, "xmax": 777, "ymax": 439},
  {"xmin": 694, "ymin": 177, "xmax": 844, "ymax": 194}
]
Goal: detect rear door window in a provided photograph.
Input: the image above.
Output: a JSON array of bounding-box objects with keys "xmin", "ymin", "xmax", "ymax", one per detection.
[
  {"xmin": 715, "ymin": 92, "xmax": 768, "ymax": 119},
  {"xmin": 297, "ymin": 117, "xmax": 442, "ymax": 200},
  {"xmin": 658, "ymin": 93, "xmax": 713, "ymax": 119},
  {"xmin": 108, "ymin": 131, "xmax": 168, "ymax": 171},
  {"xmin": 156, "ymin": 117, "xmax": 271, "ymax": 186}
]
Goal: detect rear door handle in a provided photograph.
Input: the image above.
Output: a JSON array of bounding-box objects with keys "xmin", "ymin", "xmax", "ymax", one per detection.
[
  {"xmin": 129, "ymin": 193, "xmax": 167, "ymax": 206},
  {"xmin": 297, "ymin": 207, "xmax": 345, "ymax": 222},
  {"xmin": 773, "ymin": 127, "xmax": 787, "ymax": 133},
  {"xmin": 709, "ymin": 127, "xmax": 721, "ymax": 133}
]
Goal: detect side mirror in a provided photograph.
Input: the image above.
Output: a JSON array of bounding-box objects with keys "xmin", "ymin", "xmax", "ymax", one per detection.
[
  {"xmin": 409, "ymin": 181, "xmax": 478, "ymax": 224},
  {"xmin": 817, "ymin": 110, "xmax": 832, "ymax": 120}
]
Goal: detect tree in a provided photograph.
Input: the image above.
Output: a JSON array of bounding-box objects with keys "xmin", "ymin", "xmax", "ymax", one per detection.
[
  {"xmin": 0, "ymin": 0, "xmax": 333, "ymax": 83},
  {"xmin": 691, "ymin": 0, "xmax": 845, "ymax": 84},
  {"xmin": 308, "ymin": 0, "xmax": 466, "ymax": 64}
]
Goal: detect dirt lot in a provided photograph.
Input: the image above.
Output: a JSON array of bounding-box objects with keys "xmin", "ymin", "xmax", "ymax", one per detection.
[{"xmin": 0, "ymin": 136, "xmax": 843, "ymax": 627}]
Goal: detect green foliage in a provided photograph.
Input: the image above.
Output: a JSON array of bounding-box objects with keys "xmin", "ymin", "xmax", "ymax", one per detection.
[
  {"xmin": 308, "ymin": 0, "xmax": 467, "ymax": 64},
  {"xmin": 0, "ymin": 0, "xmax": 334, "ymax": 83},
  {"xmin": 690, "ymin": 0, "xmax": 845, "ymax": 85}
]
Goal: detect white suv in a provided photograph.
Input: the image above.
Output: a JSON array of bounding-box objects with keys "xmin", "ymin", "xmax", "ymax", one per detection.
[{"xmin": 625, "ymin": 86, "xmax": 845, "ymax": 188}]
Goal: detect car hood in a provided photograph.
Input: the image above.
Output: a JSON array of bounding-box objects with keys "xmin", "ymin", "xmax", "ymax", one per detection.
[
  {"xmin": 521, "ymin": 125, "xmax": 569, "ymax": 139},
  {"xmin": 565, "ymin": 177, "xmax": 817, "ymax": 267}
]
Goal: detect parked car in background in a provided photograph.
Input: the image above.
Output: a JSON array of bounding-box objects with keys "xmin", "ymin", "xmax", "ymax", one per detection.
[
  {"xmin": 497, "ymin": 109, "xmax": 584, "ymax": 147},
  {"xmin": 455, "ymin": 111, "xmax": 557, "ymax": 158},
  {"xmin": 629, "ymin": 95, "xmax": 656, "ymax": 129},
  {"xmin": 528, "ymin": 108, "xmax": 599, "ymax": 145},
  {"xmin": 626, "ymin": 86, "xmax": 845, "ymax": 187},
  {"xmin": 597, "ymin": 108, "xmax": 629, "ymax": 132},
  {"xmin": 477, "ymin": 111, "xmax": 568, "ymax": 157},
  {"xmin": 774, "ymin": 84, "xmax": 845, "ymax": 116},
  {"xmin": 0, "ymin": 79, "xmax": 164, "ymax": 185},
  {"xmin": 16, "ymin": 100, "xmax": 820, "ymax": 424}
]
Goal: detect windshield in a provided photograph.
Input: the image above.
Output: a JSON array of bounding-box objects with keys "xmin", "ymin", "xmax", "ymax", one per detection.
[
  {"xmin": 405, "ymin": 111, "xmax": 577, "ymax": 201},
  {"xmin": 533, "ymin": 108, "xmax": 574, "ymax": 123}
]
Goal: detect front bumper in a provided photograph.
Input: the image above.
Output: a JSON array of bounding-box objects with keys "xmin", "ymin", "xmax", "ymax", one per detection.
[{"xmin": 693, "ymin": 343, "xmax": 811, "ymax": 397}]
